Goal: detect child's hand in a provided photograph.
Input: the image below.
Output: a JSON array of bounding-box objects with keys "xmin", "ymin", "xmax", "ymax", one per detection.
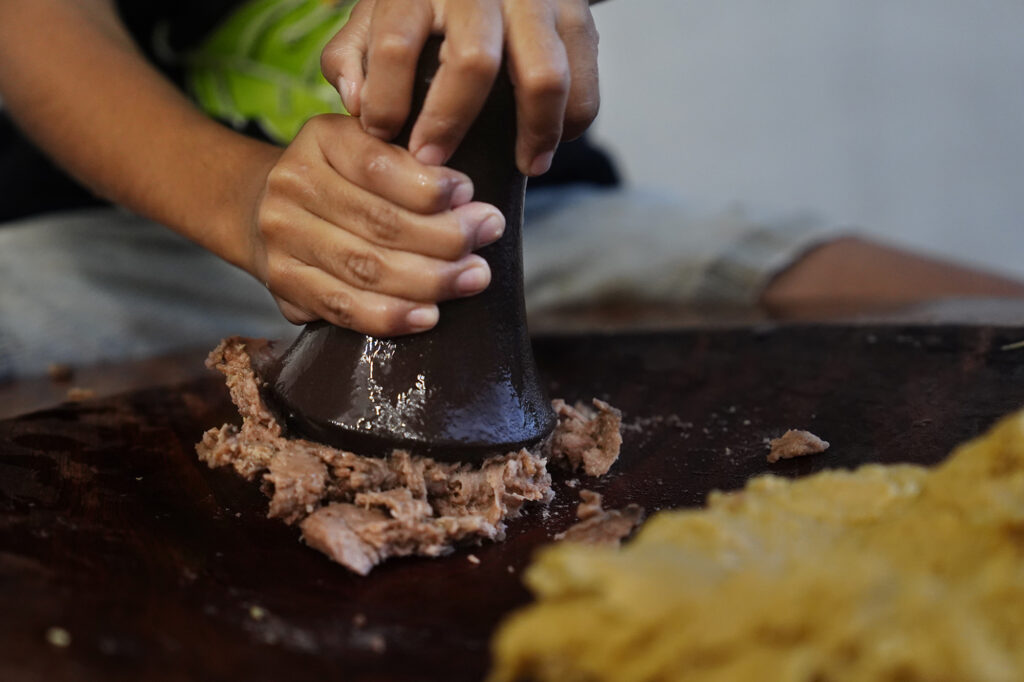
[
  {"xmin": 249, "ymin": 114, "xmax": 505, "ymax": 337},
  {"xmin": 321, "ymin": 0, "xmax": 599, "ymax": 177}
]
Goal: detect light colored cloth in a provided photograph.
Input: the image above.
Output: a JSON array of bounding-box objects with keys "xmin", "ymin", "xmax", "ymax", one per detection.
[
  {"xmin": 522, "ymin": 185, "xmax": 838, "ymax": 313},
  {"xmin": 0, "ymin": 188, "xmax": 838, "ymax": 382},
  {"xmin": 0, "ymin": 207, "xmax": 296, "ymax": 383}
]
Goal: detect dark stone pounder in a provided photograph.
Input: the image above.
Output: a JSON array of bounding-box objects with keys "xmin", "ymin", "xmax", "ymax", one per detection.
[{"xmin": 253, "ymin": 37, "xmax": 556, "ymax": 462}]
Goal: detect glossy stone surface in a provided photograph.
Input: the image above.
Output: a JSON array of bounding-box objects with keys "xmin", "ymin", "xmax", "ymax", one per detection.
[{"xmin": 257, "ymin": 38, "xmax": 555, "ymax": 459}]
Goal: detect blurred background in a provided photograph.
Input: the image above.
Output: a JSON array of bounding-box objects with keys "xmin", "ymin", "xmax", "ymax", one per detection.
[{"xmin": 589, "ymin": 0, "xmax": 1024, "ymax": 280}]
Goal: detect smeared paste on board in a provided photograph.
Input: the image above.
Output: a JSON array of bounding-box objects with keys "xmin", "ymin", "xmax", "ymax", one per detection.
[
  {"xmin": 490, "ymin": 410, "xmax": 1024, "ymax": 682},
  {"xmin": 196, "ymin": 337, "xmax": 624, "ymax": 575}
]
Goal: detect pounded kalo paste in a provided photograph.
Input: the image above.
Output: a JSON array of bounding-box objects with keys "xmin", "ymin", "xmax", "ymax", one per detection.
[
  {"xmin": 490, "ymin": 410, "xmax": 1024, "ymax": 682},
  {"xmin": 767, "ymin": 428, "xmax": 830, "ymax": 463},
  {"xmin": 196, "ymin": 338, "xmax": 624, "ymax": 575}
]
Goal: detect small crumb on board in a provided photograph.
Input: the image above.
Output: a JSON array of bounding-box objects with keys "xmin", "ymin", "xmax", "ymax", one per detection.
[
  {"xmin": 65, "ymin": 387, "xmax": 96, "ymax": 402},
  {"xmin": 555, "ymin": 490, "xmax": 644, "ymax": 546},
  {"xmin": 767, "ymin": 430, "xmax": 830, "ymax": 463},
  {"xmin": 45, "ymin": 627, "xmax": 71, "ymax": 648}
]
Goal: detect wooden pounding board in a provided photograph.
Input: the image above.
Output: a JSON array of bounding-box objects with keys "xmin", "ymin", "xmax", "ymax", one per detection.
[{"xmin": 2, "ymin": 324, "xmax": 1023, "ymax": 682}]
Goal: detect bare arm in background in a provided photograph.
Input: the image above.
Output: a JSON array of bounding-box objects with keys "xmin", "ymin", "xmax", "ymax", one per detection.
[
  {"xmin": 762, "ymin": 237, "xmax": 1024, "ymax": 315},
  {"xmin": 0, "ymin": 0, "xmax": 601, "ymax": 336}
]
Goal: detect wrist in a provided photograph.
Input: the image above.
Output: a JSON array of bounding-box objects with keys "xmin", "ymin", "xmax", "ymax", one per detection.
[{"xmin": 204, "ymin": 133, "xmax": 283, "ymax": 275}]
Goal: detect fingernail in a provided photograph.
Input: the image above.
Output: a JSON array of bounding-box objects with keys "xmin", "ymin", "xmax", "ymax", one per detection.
[
  {"xmin": 455, "ymin": 263, "xmax": 491, "ymax": 295},
  {"xmin": 365, "ymin": 126, "xmax": 390, "ymax": 140},
  {"xmin": 451, "ymin": 180, "xmax": 473, "ymax": 207},
  {"xmin": 530, "ymin": 150, "xmax": 555, "ymax": 176},
  {"xmin": 407, "ymin": 305, "xmax": 439, "ymax": 330},
  {"xmin": 337, "ymin": 77, "xmax": 353, "ymax": 112},
  {"xmin": 475, "ymin": 213, "xmax": 505, "ymax": 248},
  {"xmin": 414, "ymin": 144, "xmax": 445, "ymax": 166}
]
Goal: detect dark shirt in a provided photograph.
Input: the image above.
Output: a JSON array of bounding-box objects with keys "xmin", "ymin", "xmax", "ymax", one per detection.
[{"xmin": 0, "ymin": 0, "xmax": 617, "ymax": 223}]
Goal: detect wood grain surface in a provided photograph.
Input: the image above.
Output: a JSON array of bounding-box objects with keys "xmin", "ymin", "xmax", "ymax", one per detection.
[{"xmin": 2, "ymin": 325, "xmax": 1024, "ymax": 681}]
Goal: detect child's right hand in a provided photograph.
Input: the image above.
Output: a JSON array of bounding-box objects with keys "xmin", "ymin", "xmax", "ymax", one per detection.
[{"xmin": 247, "ymin": 113, "xmax": 506, "ymax": 337}]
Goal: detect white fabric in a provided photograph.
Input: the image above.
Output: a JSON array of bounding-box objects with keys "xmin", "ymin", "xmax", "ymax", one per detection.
[
  {"xmin": 0, "ymin": 188, "xmax": 839, "ymax": 381},
  {"xmin": 523, "ymin": 186, "xmax": 839, "ymax": 312}
]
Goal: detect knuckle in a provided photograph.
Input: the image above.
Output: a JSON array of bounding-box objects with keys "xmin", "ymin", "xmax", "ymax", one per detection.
[
  {"xmin": 343, "ymin": 249, "xmax": 384, "ymax": 287},
  {"xmin": 320, "ymin": 30, "xmax": 354, "ymax": 76},
  {"xmin": 450, "ymin": 44, "xmax": 501, "ymax": 79},
  {"xmin": 520, "ymin": 66, "xmax": 570, "ymax": 98},
  {"xmin": 320, "ymin": 49, "xmax": 339, "ymax": 80},
  {"xmin": 298, "ymin": 114, "xmax": 327, "ymax": 137},
  {"xmin": 374, "ymin": 31, "xmax": 418, "ymax": 63},
  {"xmin": 321, "ymin": 290, "xmax": 355, "ymax": 328},
  {"xmin": 299, "ymin": 113, "xmax": 344, "ymax": 140},
  {"xmin": 265, "ymin": 164, "xmax": 300, "ymax": 194},
  {"xmin": 414, "ymin": 171, "xmax": 453, "ymax": 213},
  {"xmin": 265, "ymin": 163, "xmax": 318, "ymax": 206},
  {"xmin": 363, "ymin": 201, "xmax": 402, "ymax": 243},
  {"xmin": 257, "ymin": 201, "xmax": 289, "ymax": 239},
  {"xmin": 361, "ymin": 150, "xmax": 395, "ymax": 183}
]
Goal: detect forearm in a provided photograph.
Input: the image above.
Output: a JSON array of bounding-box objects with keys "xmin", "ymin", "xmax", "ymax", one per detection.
[
  {"xmin": 761, "ymin": 236, "xmax": 1024, "ymax": 311},
  {"xmin": 0, "ymin": 0, "xmax": 279, "ymax": 271}
]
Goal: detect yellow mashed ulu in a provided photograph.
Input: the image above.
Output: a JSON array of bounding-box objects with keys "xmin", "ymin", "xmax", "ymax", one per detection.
[{"xmin": 489, "ymin": 410, "xmax": 1024, "ymax": 682}]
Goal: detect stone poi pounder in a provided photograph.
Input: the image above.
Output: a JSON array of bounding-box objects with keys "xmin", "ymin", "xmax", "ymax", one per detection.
[{"xmin": 253, "ymin": 37, "xmax": 556, "ymax": 462}]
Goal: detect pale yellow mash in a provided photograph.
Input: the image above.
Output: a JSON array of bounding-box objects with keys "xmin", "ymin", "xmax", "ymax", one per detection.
[{"xmin": 489, "ymin": 410, "xmax": 1024, "ymax": 682}]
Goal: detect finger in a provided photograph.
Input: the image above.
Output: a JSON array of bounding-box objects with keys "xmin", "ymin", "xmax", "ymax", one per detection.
[
  {"xmin": 304, "ymin": 164, "xmax": 506, "ymax": 260},
  {"xmin": 321, "ymin": 0, "xmax": 375, "ymax": 115},
  {"xmin": 311, "ymin": 115, "xmax": 475, "ymax": 214},
  {"xmin": 271, "ymin": 258, "xmax": 441, "ymax": 336},
  {"xmin": 505, "ymin": 0, "xmax": 571, "ymax": 176},
  {"xmin": 273, "ymin": 207, "xmax": 493, "ymax": 303},
  {"xmin": 280, "ymin": 120, "xmax": 507, "ymax": 258},
  {"xmin": 360, "ymin": 0, "xmax": 434, "ymax": 140},
  {"xmin": 274, "ymin": 297, "xmax": 317, "ymax": 325},
  {"xmin": 408, "ymin": 0, "xmax": 503, "ymax": 165},
  {"xmin": 557, "ymin": 0, "xmax": 600, "ymax": 140}
]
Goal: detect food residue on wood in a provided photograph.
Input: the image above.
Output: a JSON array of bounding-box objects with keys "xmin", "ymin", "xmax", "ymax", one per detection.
[
  {"xmin": 45, "ymin": 626, "xmax": 71, "ymax": 648},
  {"xmin": 65, "ymin": 387, "xmax": 96, "ymax": 402},
  {"xmin": 196, "ymin": 338, "xmax": 624, "ymax": 576},
  {"xmin": 548, "ymin": 399, "xmax": 623, "ymax": 476},
  {"xmin": 489, "ymin": 409, "xmax": 1024, "ymax": 682},
  {"xmin": 554, "ymin": 490, "xmax": 644, "ymax": 547},
  {"xmin": 767, "ymin": 429, "xmax": 829, "ymax": 463}
]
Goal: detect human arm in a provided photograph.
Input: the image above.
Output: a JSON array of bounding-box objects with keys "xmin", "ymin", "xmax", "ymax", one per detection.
[
  {"xmin": 761, "ymin": 236, "xmax": 1024, "ymax": 314},
  {"xmin": 0, "ymin": 0, "xmax": 503, "ymax": 336},
  {"xmin": 321, "ymin": 0, "xmax": 601, "ymax": 177}
]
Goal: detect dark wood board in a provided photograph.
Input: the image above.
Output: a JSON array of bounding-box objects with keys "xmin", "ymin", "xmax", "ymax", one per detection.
[{"xmin": 2, "ymin": 324, "xmax": 1023, "ymax": 682}]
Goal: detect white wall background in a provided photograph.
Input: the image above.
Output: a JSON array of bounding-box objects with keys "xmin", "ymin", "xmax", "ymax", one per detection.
[{"xmin": 589, "ymin": 0, "xmax": 1024, "ymax": 279}]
